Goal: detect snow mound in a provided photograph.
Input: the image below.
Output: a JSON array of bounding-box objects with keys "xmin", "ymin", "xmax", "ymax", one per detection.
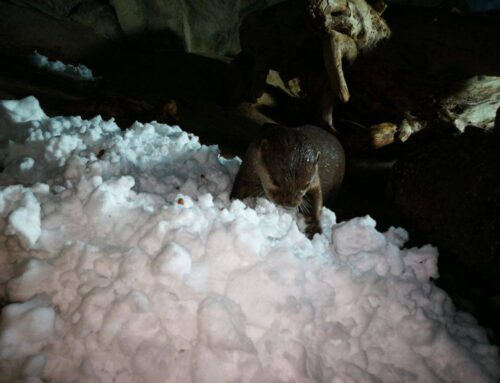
[
  {"xmin": 30, "ymin": 51, "xmax": 95, "ymax": 81},
  {"xmin": 0, "ymin": 97, "xmax": 498, "ymax": 383}
]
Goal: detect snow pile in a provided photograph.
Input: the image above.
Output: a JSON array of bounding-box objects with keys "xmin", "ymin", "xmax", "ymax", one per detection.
[
  {"xmin": 0, "ymin": 97, "xmax": 498, "ymax": 383},
  {"xmin": 30, "ymin": 51, "xmax": 95, "ymax": 81}
]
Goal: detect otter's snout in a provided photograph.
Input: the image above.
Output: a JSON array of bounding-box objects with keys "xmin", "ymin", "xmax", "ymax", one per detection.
[
  {"xmin": 268, "ymin": 190, "xmax": 303, "ymax": 208},
  {"xmin": 282, "ymin": 197, "xmax": 302, "ymax": 208}
]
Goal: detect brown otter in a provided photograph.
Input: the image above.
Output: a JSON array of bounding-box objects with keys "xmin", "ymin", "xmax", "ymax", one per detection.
[{"xmin": 230, "ymin": 124, "xmax": 345, "ymax": 238}]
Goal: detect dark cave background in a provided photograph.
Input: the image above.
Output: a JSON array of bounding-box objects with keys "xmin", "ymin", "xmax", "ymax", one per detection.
[{"xmin": 0, "ymin": 0, "xmax": 499, "ymax": 345}]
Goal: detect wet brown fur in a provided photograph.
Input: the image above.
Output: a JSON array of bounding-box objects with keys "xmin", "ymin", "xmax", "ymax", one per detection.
[{"xmin": 230, "ymin": 124, "xmax": 345, "ymax": 238}]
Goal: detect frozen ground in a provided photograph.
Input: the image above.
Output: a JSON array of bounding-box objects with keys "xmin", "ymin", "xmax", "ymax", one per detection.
[
  {"xmin": 0, "ymin": 96, "xmax": 498, "ymax": 383},
  {"xmin": 30, "ymin": 51, "xmax": 95, "ymax": 81}
]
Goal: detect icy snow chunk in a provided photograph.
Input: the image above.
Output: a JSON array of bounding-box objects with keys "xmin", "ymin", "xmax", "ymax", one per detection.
[
  {"xmin": 153, "ymin": 242, "xmax": 192, "ymax": 276},
  {"xmin": 384, "ymin": 226, "xmax": 409, "ymax": 247},
  {"xmin": 385, "ymin": 242, "xmax": 405, "ymax": 276},
  {"xmin": 0, "ymin": 96, "xmax": 47, "ymax": 125},
  {"xmin": 397, "ymin": 311, "xmax": 439, "ymax": 346},
  {"xmin": 197, "ymin": 295, "xmax": 254, "ymax": 350},
  {"xmin": 1, "ymin": 187, "xmax": 42, "ymax": 248},
  {"xmin": 20, "ymin": 157, "xmax": 35, "ymax": 172},
  {"xmin": 139, "ymin": 220, "xmax": 170, "ymax": 256},
  {"xmin": 193, "ymin": 296, "xmax": 262, "ymax": 382},
  {"xmin": 332, "ymin": 215, "xmax": 386, "ymax": 256},
  {"xmin": 31, "ymin": 51, "xmax": 95, "ymax": 81},
  {"xmin": 0, "ymin": 297, "xmax": 55, "ymax": 358},
  {"xmin": 197, "ymin": 193, "xmax": 214, "ymax": 209},
  {"xmin": 98, "ymin": 290, "xmax": 154, "ymax": 345},
  {"xmin": 232, "ymin": 217, "xmax": 265, "ymax": 256},
  {"xmin": 403, "ymin": 245, "xmax": 439, "ymax": 281},
  {"xmin": 45, "ymin": 134, "xmax": 81, "ymax": 164},
  {"xmin": 85, "ymin": 176, "xmax": 136, "ymax": 217},
  {"xmin": 22, "ymin": 354, "xmax": 46, "ymax": 378},
  {"xmin": 6, "ymin": 258, "xmax": 53, "ymax": 301}
]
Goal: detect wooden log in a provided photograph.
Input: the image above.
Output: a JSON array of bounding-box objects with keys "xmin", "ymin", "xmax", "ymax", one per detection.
[{"xmin": 337, "ymin": 5, "xmax": 500, "ymax": 139}]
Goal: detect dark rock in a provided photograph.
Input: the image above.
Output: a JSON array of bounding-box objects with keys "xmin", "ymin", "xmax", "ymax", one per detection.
[{"xmin": 390, "ymin": 132, "xmax": 500, "ymax": 280}]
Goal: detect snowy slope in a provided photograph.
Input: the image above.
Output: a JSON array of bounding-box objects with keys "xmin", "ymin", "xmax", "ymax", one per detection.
[{"xmin": 0, "ymin": 97, "xmax": 498, "ymax": 383}]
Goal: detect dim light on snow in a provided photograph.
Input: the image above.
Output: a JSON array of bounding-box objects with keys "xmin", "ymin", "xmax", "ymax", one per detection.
[{"xmin": 0, "ymin": 97, "xmax": 498, "ymax": 382}]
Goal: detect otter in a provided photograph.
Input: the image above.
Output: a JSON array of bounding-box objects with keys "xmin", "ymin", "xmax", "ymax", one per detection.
[{"xmin": 230, "ymin": 124, "xmax": 345, "ymax": 238}]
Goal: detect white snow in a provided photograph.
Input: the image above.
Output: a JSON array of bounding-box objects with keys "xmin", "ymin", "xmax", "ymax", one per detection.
[
  {"xmin": 2, "ymin": 186, "xmax": 42, "ymax": 248},
  {"xmin": 30, "ymin": 51, "xmax": 95, "ymax": 81},
  {"xmin": 0, "ymin": 96, "xmax": 498, "ymax": 382}
]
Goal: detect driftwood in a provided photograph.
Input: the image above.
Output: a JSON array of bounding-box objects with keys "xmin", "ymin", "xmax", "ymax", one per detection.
[
  {"xmin": 238, "ymin": 1, "xmax": 499, "ymax": 148},
  {"xmin": 239, "ymin": 0, "xmax": 391, "ymax": 129},
  {"xmin": 339, "ymin": 5, "xmax": 500, "ymax": 140}
]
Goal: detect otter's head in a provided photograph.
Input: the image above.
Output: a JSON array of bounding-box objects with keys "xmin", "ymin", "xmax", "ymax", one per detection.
[{"xmin": 256, "ymin": 129, "xmax": 320, "ymax": 208}]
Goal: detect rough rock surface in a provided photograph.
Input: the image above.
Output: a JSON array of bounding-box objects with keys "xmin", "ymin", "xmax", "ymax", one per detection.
[{"xmin": 7, "ymin": 0, "xmax": 286, "ymax": 57}]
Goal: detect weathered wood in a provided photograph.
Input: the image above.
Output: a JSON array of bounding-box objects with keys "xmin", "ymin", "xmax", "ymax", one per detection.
[{"xmin": 337, "ymin": 5, "xmax": 500, "ymax": 140}]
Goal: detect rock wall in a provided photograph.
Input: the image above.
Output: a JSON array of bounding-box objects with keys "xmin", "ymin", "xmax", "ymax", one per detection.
[{"xmin": 4, "ymin": 0, "xmax": 285, "ymax": 57}]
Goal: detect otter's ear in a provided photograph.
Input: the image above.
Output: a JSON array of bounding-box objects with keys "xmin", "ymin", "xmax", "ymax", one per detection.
[
  {"xmin": 314, "ymin": 151, "xmax": 321, "ymax": 164},
  {"xmin": 260, "ymin": 139, "xmax": 269, "ymax": 152}
]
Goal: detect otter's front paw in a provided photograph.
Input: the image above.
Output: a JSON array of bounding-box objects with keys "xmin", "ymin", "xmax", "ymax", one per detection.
[{"xmin": 305, "ymin": 221, "xmax": 322, "ymax": 239}]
